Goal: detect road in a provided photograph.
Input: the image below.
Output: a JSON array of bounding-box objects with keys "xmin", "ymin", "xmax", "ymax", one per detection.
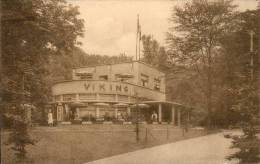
[{"xmin": 84, "ymin": 131, "xmax": 240, "ymax": 164}]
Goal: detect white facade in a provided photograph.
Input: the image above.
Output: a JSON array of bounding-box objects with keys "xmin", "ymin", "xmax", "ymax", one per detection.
[
  {"xmin": 52, "ymin": 61, "xmax": 166, "ymax": 103},
  {"xmin": 51, "ymin": 61, "xmax": 185, "ymax": 125}
]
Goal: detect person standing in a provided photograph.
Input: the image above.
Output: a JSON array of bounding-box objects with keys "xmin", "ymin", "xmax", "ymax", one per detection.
[
  {"xmin": 48, "ymin": 111, "xmax": 54, "ymax": 126},
  {"xmin": 151, "ymin": 111, "xmax": 158, "ymax": 122}
]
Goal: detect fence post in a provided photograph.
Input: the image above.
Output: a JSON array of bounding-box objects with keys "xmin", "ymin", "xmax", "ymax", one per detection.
[
  {"xmin": 145, "ymin": 128, "xmax": 148, "ymax": 142},
  {"xmin": 182, "ymin": 126, "xmax": 185, "ymax": 137},
  {"xmin": 167, "ymin": 125, "xmax": 169, "ymax": 140}
]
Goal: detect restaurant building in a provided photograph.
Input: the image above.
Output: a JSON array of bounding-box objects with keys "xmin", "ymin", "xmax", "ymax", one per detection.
[{"xmin": 51, "ymin": 61, "xmax": 189, "ymax": 125}]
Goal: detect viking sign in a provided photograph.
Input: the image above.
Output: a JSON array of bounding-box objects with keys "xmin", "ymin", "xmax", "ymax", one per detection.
[{"xmin": 84, "ymin": 82, "xmax": 129, "ymax": 93}]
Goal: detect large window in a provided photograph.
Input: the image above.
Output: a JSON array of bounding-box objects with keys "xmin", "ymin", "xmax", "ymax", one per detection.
[
  {"xmin": 140, "ymin": 74, "xmax": 149, "ymax": 87},
  {"xmin": 63, "ymin": 94, "xmax": 76, "ymax": 101},
  {"xmin": 79, "ymin": 93, "xmax": 96, "ymax": 100},
  {"xmin": 99, "ymin": 94, "xmax": 115, "ymax": 101},
  {"xmin": 130, "ymin": 96, "xmax": 137, "ymax": 103},
  {"xmin": 54, "ymin": 95, "xmax": 62, "ymax": 102},
  {"xmin": 154, "ymin": 78, "xmax": 161, "ymax": 91},
  {"xmin": 118, "ymin": 95, "xmax": 128, "ymax": 102},
  {"xmin": 114, "ymin": 74, "xmax": 133, "ymax": 82},
  {"xmin": 76, "ymin": 73, "xmax": 93, "ymax": 80},
  {"xmin": 99, "ymin": 75, "xmax": 108, "ymax": 80}
]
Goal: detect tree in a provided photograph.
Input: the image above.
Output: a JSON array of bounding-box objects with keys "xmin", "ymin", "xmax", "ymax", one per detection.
[
  {"xmin": 1, "ymin": 0, "xmax": 84, "ymax": 111},
  {"xmin": 227, "ymin": 80, "xmax": 260, "ymax": 163},
  {"xmin": 47, "ymin": 47, "xmax": 133, "ymax": 82},
  {"xmin": 167, "ymin": 0, "xmax": 237, "ymax": 128},
  {"xmin": 1, "ymin": 0, "xmax": 84, "ymax": 160},
  {"xmin": 141, "ymin": 34, "xmax": 168, "ymax": 71},
  {"xmin": 222, "ymin": 9, "xmax": 260, "ymax": 163},
  {"xmin": 142, "ymin": 35, "xmax": 158, "ymax": 65}
]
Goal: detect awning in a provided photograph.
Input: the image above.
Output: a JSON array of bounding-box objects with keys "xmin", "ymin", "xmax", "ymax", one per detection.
[
  {"xmin": 70, "ymin": 102, "xmax": 87, "ymax": 107},
  {"xmin": 130, "ymin": 103, "xmax": 150, "ymax": 109},
  {"xmin": 113, "ymin": 103, "xmax": 129, "ymax": 107},
  {"xmin": 21, "ymin": 104, "xmax": 36, "ymax": 109},
  {"xmin": 142, "ymin": 101, "xmax": 193, "ymax": 110},
  {"xmin": 75, "ymin": 70, "xmax": 94, "ymax": 76},
  {"xmin": 92, "ymin": 102, "xmax": 110, "ymax": 107},
  {"xmin": 75, "ymin": 73, "xmax": 93, "ymax": 76},
  {"xmin": 115, "ymin": 73, "xmax": 134, "ymax": 79},
  {"xmin": 142, "ymin": 101, "xmax": 182, "ymax": 106}
]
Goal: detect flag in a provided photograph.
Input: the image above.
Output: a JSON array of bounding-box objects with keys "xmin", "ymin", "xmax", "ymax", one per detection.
[
  {"xmin": 137, "ymin": 15, "xmax": 140, "ymax": 34},
  {"xmin": 136, "ymin": 15, "xmax": 139, "ymax": 60}
]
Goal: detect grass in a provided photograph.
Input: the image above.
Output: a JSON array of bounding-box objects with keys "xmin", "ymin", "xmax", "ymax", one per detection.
[{"xmin": 1, "ymin": 124, "xmax": 208, "ymax": 164}]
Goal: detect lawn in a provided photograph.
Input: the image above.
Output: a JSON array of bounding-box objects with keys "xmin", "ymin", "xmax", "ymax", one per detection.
[{"xmin": 1, "ymin": 124, "xmax": 208, "ymax": 164}]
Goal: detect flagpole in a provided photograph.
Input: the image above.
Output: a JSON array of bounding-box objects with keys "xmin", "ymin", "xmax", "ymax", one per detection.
[
  {"xmin": 138, "ymin": 26, "xmax": 141, "ymax": 60},
  {"xmin": 138, "ymin": 16, "xmax": 142, "ymax": 60},
  {"xmin": 135, "ymin": 14, "xmax": 139, "ymax": 61}
]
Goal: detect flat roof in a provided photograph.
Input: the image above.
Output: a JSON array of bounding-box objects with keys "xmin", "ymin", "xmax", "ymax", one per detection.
[
  {"xmin": 73, "ymin": 60, "xmax": 166, "ymax": 74},
  {"xmin": 142, "ymin": 101, "xmax": 193, "ymax": 110}
]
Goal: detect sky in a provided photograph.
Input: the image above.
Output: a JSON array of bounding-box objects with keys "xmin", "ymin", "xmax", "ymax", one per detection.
[{"xmin": 68, "ymin": 0, "xmax": 258, "ymax": 57}]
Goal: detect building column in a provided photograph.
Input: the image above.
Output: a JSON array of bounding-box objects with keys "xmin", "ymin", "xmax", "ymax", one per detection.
[
  {"xmin": 96, "ymin": 107, "xmax": 100, "ymax": 118},
  {"xmin": 57, "ymin": 103, "xmax": 63, "ymax": 121},
  {"xmin": 64, "ymin": 104, "xmax": 70, "ymax": 121},
  {"xmin": 96, "ymin": 93, "xmax": 100, "ymax": 100},
  {"xmin": 177, "ymin": 109, "xmax": 181, "ymax": 126},
  {"xmin": 127, "ymin": 106, "xmax": 131, "ymax": 116},
  {"xmin": 115, "ymin": 108, "xmax": 118, "ymax": 118},
  {"xmin": 76, "ymin": 94, "xmax": 79, "ymax": 101},
  {"xmin": 187, "ymin": 110, "xmax": 190, "ymax": 123},
  {"xmin": 171, "ymin": 105, "xmax": 175, "ymax": 125},
  {"xmin": 60, "ymin": 95, "xmax": 64, "ymax": 102},
  {"xmin": 158, "ymin": 104, "xmax": 162, "ymax": 123},
  {"xmin": 76, "ymin": 107, "xmax": 80, "ymax": 119}
]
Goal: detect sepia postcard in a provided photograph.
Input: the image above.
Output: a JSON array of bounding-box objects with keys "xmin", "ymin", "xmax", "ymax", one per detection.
[{"xmin": 1, "ymin": 0, "xmax": 259, "ymax": 164}]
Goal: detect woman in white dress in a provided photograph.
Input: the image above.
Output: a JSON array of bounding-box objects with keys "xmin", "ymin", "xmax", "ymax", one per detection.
[
  {"xmin": 48, "ymin": 111, "xmax": 54, "ymax": 126},
  {"xmin": 151, "ymin": 111, "xmax": 158, "ymax": 122}
]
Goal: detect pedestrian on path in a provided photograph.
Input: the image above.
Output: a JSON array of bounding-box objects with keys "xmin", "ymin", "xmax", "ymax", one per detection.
[{"xmin": 48, "ymin": 110, "xmax": 54, "ymax": 126}]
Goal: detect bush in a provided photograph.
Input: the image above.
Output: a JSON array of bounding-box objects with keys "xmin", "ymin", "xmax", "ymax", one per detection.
[
  {"xmin": 2, "ymin": 114, "xmax": 13, "ymax": 129},
  {"xmin": 227, "ymin": 125, "xmax": 260, "ymax": 163},
  {"xmin": 5, "ymin": 115, "xmax": 35, "ymax": 162}
]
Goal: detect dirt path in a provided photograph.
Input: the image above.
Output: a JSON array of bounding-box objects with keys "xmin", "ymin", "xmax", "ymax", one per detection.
[{"xmin": 85, "ymin": 130, "xmax": 240, "ymax": 164}]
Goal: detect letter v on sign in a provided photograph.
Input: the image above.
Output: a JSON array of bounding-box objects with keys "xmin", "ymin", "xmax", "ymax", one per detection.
[{"xmin": 84, "ymin": 83, "xmax": 91, "ymax": 90}]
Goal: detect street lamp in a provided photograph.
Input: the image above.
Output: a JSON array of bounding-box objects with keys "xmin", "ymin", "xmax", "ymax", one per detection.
[
  {"xmin": 131, "ymin": 91, "xmax": 141, "ymax": 141},
  {"xmin": 117, "ymin": 72, "xmax": 150, "ymax": 141},
  {"xmin": 249, "ymin": 30, "xmax": 255, "ymax": 81},
  {"xmin": 130, "ymin": 94, "xmax": 150, "ymax": 142}
]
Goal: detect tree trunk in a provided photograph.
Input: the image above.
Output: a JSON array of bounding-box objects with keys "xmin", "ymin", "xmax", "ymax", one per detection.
[{"xmin": 206, "ymin": 46, "xmax": 213, "ymax": 129}]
